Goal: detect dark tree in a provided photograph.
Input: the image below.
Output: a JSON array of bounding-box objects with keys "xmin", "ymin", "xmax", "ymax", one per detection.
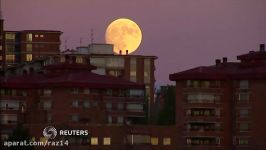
[{"xmin": 157, "ymin": 86, "xmax": 176, "ymax": 125}]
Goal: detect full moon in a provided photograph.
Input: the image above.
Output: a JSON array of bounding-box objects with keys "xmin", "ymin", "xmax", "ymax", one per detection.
[{"xmin": 105, "ymin": 18, "xmax": 142, "ymax": 55}]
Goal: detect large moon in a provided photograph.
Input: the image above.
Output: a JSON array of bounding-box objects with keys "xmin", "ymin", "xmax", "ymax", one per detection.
[{"xmin": 105, "ymin": 18, "xmax": 142, "ymax": 55}]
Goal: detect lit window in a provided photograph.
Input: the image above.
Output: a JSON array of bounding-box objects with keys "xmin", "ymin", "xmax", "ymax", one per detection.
[
  {"xmin": 26, "ymin": 33, "xmax": 33, "ymax": 42},
  {"xmin": 6, "ymin": 55, "xmax": 15, "ymax": 63},
  {"xmin": 35, "ymin": 34, "xmax": 39, "ymax": 38},
  {"xmin": 103, "ymin": 137, "xmax": 111, "ymax": 145},
  {"xmin": 26, "ymin": 54, "xmax": 32, "ymax": 61},
  {"xmin": 76, "ymin": 56, "xmax": 83, "ymax": 63},
  {"xmin": 91, "ymin": 137, "xmax": 98, "ymax": 145},
  {"xmin": 40, "ymin": 34, "xmax": 44, "ymax": 38},
  {"xmin": 150, "ymin": 137, "xmax": 158, "ymax": 145},
  {"xmin": 5, "ymin": 33, "xmax": 15, "ymax": 40},
  {"xmin": 163, "ymin": 137, "xmax": 171, "ymax": 145},
  {"xmin": 60, "ymin": 56, "xmax": 65, "ymax": 63}
]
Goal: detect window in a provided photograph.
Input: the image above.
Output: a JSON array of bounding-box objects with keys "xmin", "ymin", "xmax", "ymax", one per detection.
[
  {"xmin": 83, "ymin": 101, "xmax": 90, "ymax": 108},
  {"xmin": 239, "ymin": 123, "xmax": 249, "ymax": 132},
  {"xmin": 117, "ymin": 116, "xmax": 123, "ymax": 124},
  {"xmin": 0, "ymin": 45, "xmax": 2, "ymax": 50},
  {"xmin": 0, "ymin": 100, "xmax": 20, "ymax": 110},
  {"xmin": 6, "ymin": 55, "xmax": 15, "ymax": 63},
  {"xmin": 103, "ymin": 137, "xmax": 111, "ymax": 145},
  {"xmin": 187, "ymin": 93, "xmax": 220, "ymax": 103},
  {"xmin": 71, "ymin": 115, "xmax": 79, "ymax": 122},
  {"xmin": 126, "ymin": 104, "xmax": 143, "ymax": 112},
  {"xmin": 26, "ymin": 33, "xmax": 33, "ymax": 42},
  {"xmin": 43, "ymin": 101, "xmax": 52, "ymax": 110},
  {"xmin": 26, "ymin": 44, "xmax": 32, "ymax": 52},
  {"xmin": 163, "ymin": 137, "xmax": 171, "ymax": 145},
  {"xmin": 91, "ymin": 137, "xmax": 98, "ymax": 145},
  {"xmin": 84, "ymin": 88, "xmax": 90, "ymax": 94},
  {"xmin": 238, "ymin": 93, "xmax": 249, "ymax": 103},
  {"xmin": 26, "ymin": 54, "xmax": 32, "ymax": 61},
  {"xmin": 76, "ymin": 56, "xmax": 83, "ymax": 63},
  {"xmin": 47, "ymin": 113, "xmax": 52, "ymax": 123},
  {"xmin": 40, "ymin": 34, "xmax": 44, "ymax": 38},
  {"xmin": 239, "ymin": 109, "xmax": 249, "ymax": 118},
  {"xmin": 130, "ymin": 58, "xmax": 137, "ymax": 82},
  {"xmin": 43, "ymin": 89, "xmax": 52, "ymax": 96},
  {"xmin": 129, "ymin": 89, "xmax": 144, "ymax": 97},
  {"xmin": 72, "ymin": 100, "xmax": 79, "ymax": 108},
  {"xmin": 239, "ymin": 137, "xmax": 249, "ymax": 145},
  {"xmin": 117, "ymin": 103, "xmax": 124, "ymax": 110},
  {"xmin": 0, "ymin": 114, "xmax": 17, "ymax": 124},
  {"xmin": 150, "ymin": 137, "xmax": 158, "ymax": 145},
  {"xmin": 35, "ymin": 34, "xmax": 39, "ymax": 38},
  {"xmin": 239, "ymin": 80, "xmax": 249, "ymax": 89},
  {"xmin": 5, "ymin": 33, "xmax": 15, "ymax": 40},
  {"xmin": 6, "ymin": 45, "xmax": 15, "ymax": 52},
  {"xmin": 106, "ymin": 103, "xmax": 112, "ymax": 110},
  {"xmin": 108, "ymin": 116, "xmax": 112, "ymax": 124},
  {"xmin": 127, "ymin": 134, "xmax": 150, "ymax": 145},
  {"xmin": 60, "ymin": 56, "xmax": 65, "ymax": 63},
  {"xmin": 144, "ymin": 59, "xmax": 151, "ymax": 84}
]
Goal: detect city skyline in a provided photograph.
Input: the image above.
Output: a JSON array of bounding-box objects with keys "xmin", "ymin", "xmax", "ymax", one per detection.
[{"xmin": 4, "ymin": 0, "xmax": 266, "ymax": 85}]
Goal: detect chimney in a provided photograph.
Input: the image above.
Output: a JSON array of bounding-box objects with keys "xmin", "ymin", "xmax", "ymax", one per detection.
[
  {"xmin": 222, "ymin": 57, "xmax": 227, "ymax": 63},
  {"xmin": 260, "ymin": 44, "xmax": 265, "ymax": 51},
  {"xmin": 126, "ymin": 50, "xmax": 128, "ymax": 55},
  {"xmin": 119, "ymin": 50, "xmax": 122, "ymax": 55},
  {"xmin": 215, "ymin": 59, "xmax": 221, "ymax": 66}
]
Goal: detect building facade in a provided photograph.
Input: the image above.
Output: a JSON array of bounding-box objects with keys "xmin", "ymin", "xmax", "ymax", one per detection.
[
  {"xmin": 170, "ymin": 44, "xmax": 266, "ymax": 150},
  {"xmin": 3, "ymin": 30, "xmax": 62, "ymax": 68},
  {"xmin": 0, "ymin": 58, "xmax": 176, "ymax": 149}
]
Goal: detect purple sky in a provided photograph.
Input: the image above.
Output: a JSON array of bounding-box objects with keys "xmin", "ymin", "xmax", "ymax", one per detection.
[{"xmin": 4, "ymin": 0, "xmax": 266, "ymax": 85}]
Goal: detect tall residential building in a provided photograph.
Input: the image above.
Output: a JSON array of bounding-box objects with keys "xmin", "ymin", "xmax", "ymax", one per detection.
[
  {"xmin": 0, "ymin": 0, "xmax": 5, "ymax": 72},
  {"xmin": 170, "ymin": 44, "xmax": 266, "ymax": 150},
  {"xmin": 4, "ymin": 30, "xmax": 62, "ymax": 68}
]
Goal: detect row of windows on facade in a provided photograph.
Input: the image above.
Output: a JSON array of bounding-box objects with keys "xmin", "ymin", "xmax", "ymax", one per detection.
[
  {"xmin": 185, "ymin": 137, "xmax": 249, "ymax": 145},
  {"xmin": 38, "ymin": 136, "xmax": 172, "ymax": 146},
  {"xmin": 0, "ymin": 88, "xmax": 144, "ymax": 97},
  {"xmin": 40, "ymin": 100, "xmax": 143, "ymax": 113},
  {"xmin": 185, "ymin": 93, "xmax": 250, "ymax": 104},
  {"xmin": 186, "ymin": 80, "xmax": 249, "ymax": 89},
  {"xmin": 5, "ymin": 33, "xmax": 45, "ymax": 41},
  {"xmin": 59, "ymin": 56, "xmax": 151, "ymax": 83},
  {"xmin": 185, "ymin": 108, "xmax": 249, "ymax": 118},
  {"xmin": 185, "ymin": 122, "xmax": 249, "ymax": 132},
  {"xmin": 5, "ymin": 54, "xmax": 32, "ymax": 63}
]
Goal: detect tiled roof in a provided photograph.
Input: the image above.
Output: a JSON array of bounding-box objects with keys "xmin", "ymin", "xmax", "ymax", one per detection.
[
  {"xmin": 169, "ymin": 62, "xmax": 266, "ymax": 81},
  {"xmin": 1, "ymin": 63, "xmax": 144, "ymax": 89}
]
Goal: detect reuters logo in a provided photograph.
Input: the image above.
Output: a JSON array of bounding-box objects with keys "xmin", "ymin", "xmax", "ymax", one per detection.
[{"xmin": 43, "ymin": 126, "xmax": 57, "ymax": 139}]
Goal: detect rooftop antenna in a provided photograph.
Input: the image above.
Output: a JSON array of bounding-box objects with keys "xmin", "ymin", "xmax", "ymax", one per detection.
[
  {"xmin": 90, "ymin": 28, "xmax": 94, "ymax": 44},
  {"xmin": 80, "ymin": 37, "xmax": 82, "ymax": 47},
  {"xmin": 0, "ymin": 0, "xmax": 3, "ymax": 19},
  {"xmin": 64, "ymin": 39, "xmax": 68, "ymax": 50}
]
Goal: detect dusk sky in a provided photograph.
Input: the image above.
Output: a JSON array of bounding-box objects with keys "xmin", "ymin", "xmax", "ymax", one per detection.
[{"xmin": 4, "ymin": 0, "xmax": 266, "ymax": 85}]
